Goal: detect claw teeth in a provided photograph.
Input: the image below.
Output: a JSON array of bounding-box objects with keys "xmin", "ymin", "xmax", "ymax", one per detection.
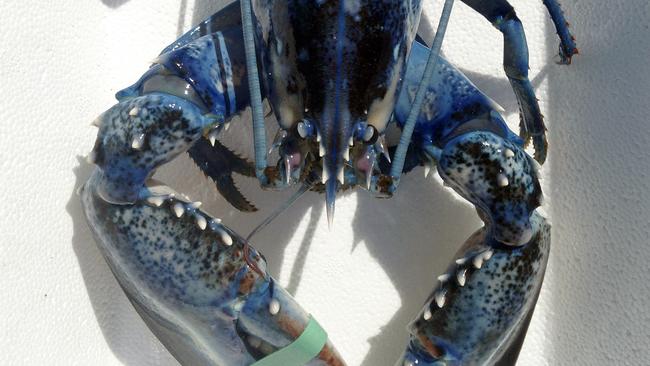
[
  {"xmin": 497, "ymin": 173, "xmax": 509, "ymax": 187},
  {"xmin": 316, "ymin": 131, "xmax": 322, "ymax": 142},
  {"xmin": 269, "ymin": 299, "xmax": 281, "ymax": 315},
  {"xmin": 483, "ymin": 249, "xmax": 494, "ymax": 261},
  {"xmin": 189, "ymin": 201, "xmax": 202, "ymax": 209},
  {"xmin": 195, "ymin": 215, "xmax": 207, "ymax": 230},
  {"xmin": 423, "ymin": 308, "xmax": 432, "ymax": 321},
  {"xmin": 343, "ymin": 147, "xmax": 350, "ymax": 161},
  {"xmin": 473, "ymin": 255, "xmax": 484, "ymax": 269},
  {"xmin": 456, "ymin": 268, "xmax": 467, "ymax": 287},
  {"xmin": 91, "ymin": 118, "xmax": 101, "ymax": 127},
  {"xmin": 147, "ymin": 196, "xmax": 164, "ymax": 207},
  {"xmin": 319, "ymin": 143, "xmax": 325, "ymax": 157},
  {"xmin": 131, "ymin": 133, "xmax": 145, "ymax": 150},
  {"xmin": 504, "ymin": 148, "xmax": 515, "ymax": 158},
  {"xmin": 224, "ymin": 122, "xmax": 231, "ymax": 131},
  {"xmin": 437, "ymin": 273, "xmax": 451, "ymax": 282},
  {"xmin": 337, "ymin": 167, "xmax": 345, "ymax": 185},
  {"xmin": 172, "ymin": 203, "xmax": 185, "ymax": 217},
  {"xmin": 455, "ymin": 257, "xmax": 467, "ymax": 265},
  {"xmin": 434, "ymin": 289, "xmax": 446, "ymax": 308},
  {"xmin": 348, "ymin": 136, "xmax": 354, "ymax": 147},
  {"xmin": 128, "ymin": 107, "xmax": 139, "ymax": 117},
  {"xmin": 218, "ymin": 228, "xmax": 233, "ymax": 246}
]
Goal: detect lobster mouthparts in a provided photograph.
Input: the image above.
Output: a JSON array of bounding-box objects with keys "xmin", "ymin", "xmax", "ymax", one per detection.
[{"xmin": 252, "ymin": 0, "xmax": 423, "ymax": 224}]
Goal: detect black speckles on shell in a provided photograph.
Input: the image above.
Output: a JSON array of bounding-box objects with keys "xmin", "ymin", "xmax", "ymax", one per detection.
[
  {"xmin": 83, "ymin": 179, "xmax": 264, "ymax": 307},
  {"xmin": 412, "ymin": 212, "xmax": 550, "ymax": 364},
  {"xmin": 438, "ymin": 131, "xmax": 543, "ymax": 245}
]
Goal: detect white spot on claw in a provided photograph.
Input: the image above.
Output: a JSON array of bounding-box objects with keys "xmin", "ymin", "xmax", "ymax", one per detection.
[
  {"xmin": 497, "ymin": 173, "xmax": 509, "ymax": 187},
  {"xmin": 505, "ymin": 148, "xmax": 515, "ymax": 158},
  {"xmin": 131, "ymin": 133, "xmax": 145, "ymax": 150},
  {"xmin": 129, "ymin": 107, "xmax": 139, "ymax": 116},
  {"xmin": 173, "ymin": 203, "xmax": 184, "ymax": 218},
  {"xmin": 457, "ymin": 268, "xmax": 467, "ymax": 287},
  {"xmin": 195, "ymin": 215, "xmax": 207, "ymax": 230},
  {"xmin": 147, "ymin": 196, "xmax": 164, "ymax": 207},
  {"xmin": 218, "ymin": 228, "xmax": 233, "ymax": 246},
  {"xmin": 473, "ymin": 255, "xmax": 484, "ymax": 269},
  {"xmin": 269, "ymin": 299, "xmax": 280, "ymax": 315},
  {"xmin": 483, "ymin": 249, "xmax": 494, "ymax": 261},
  {"xmin": 434, "ymin": 289, "xmax": 446, "ymax": 308},
  {"xmin": 423, "ymin": 308, "xmax": 432, "ymax": 321}
]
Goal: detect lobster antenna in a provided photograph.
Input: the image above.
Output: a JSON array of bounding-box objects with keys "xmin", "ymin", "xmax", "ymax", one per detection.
[
  {"xmin": 241, "ymin": 0, "xmax": 268, "ymax": 182},
  {"xmin": 389, "ymin": 0, "xmax": 455, "ymax": 182},
  {"xmin": 246, "ymin": 182, "xmax": 313, "ymax": 242}
]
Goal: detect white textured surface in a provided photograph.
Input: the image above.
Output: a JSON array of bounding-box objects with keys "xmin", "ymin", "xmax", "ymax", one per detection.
[{"xmin": 1, "ymin": 0, "xmax": 649, "ymax": 365}]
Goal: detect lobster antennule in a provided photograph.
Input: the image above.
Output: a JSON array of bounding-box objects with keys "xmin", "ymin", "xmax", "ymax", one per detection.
[{"xmin": 325, "ymin": 178, "xmax": 337, "ymax": 229}]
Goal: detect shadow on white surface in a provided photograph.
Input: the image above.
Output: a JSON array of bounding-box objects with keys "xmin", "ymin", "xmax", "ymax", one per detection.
[
  {"xmin": 68, "ymin": 158, "xmax": 180, "ymax": 366},
  {"xmin": 545, "ymin": 0, "xmax": 650, "ymax": 364},
  {"xmin": 100, "ymin": 0, "xmax": 131, "ymax": 9}
]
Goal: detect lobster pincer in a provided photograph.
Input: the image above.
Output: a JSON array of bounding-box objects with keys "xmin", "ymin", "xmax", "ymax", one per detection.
[
  {"xmin": 81, "ymin": 24, "xmax": 344, "ymax": 365},
  {"xmin": 391, "ymin": 40, "xmax": 550, "ymax": 365}
]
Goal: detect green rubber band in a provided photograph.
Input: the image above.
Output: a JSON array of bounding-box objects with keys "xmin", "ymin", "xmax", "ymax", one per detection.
[{"xmin": 250, "ymin": 316, "xmax": 327, "ymax": 366}]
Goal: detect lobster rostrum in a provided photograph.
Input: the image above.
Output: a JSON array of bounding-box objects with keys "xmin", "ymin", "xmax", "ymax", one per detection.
[{"xmin": 81, "ymin": 0, "xmax": 577, "ymax": 365}]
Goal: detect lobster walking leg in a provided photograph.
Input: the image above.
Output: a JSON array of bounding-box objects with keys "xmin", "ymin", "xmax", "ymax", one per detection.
[
  {"xmin": 399, "ymin": 132, "xmax": 549, "ymax": 365},
  {"xmin": 460, "ymin": 0, "xmax": 575, "ymax": 163},
  {"xmin": 541, "ymin": 0, "xmax": 579, "ymax": 64}
]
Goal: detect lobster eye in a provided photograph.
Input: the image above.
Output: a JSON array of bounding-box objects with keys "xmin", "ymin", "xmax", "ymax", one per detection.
[
  {"xmin": 142, "ymin": 74, "xmax": 208, "ymax": 112},
  {"xmin": 362, "ymin": 125, "xmax": 378, "ymax": 145},
  {"xmin": 296, "ymin": 120, "xmax": 316, "ymax": 139}
]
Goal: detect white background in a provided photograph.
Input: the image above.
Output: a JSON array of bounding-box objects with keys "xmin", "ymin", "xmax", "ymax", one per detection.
[{"xmin": 1, "ymin": 0, "xmax": 649, "ymax": 365}]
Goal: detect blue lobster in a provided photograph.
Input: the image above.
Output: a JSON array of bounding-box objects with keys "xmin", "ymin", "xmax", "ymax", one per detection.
[{"xmin": 81, "ymin": 0, "xmax": 577, "ymax": 364}]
